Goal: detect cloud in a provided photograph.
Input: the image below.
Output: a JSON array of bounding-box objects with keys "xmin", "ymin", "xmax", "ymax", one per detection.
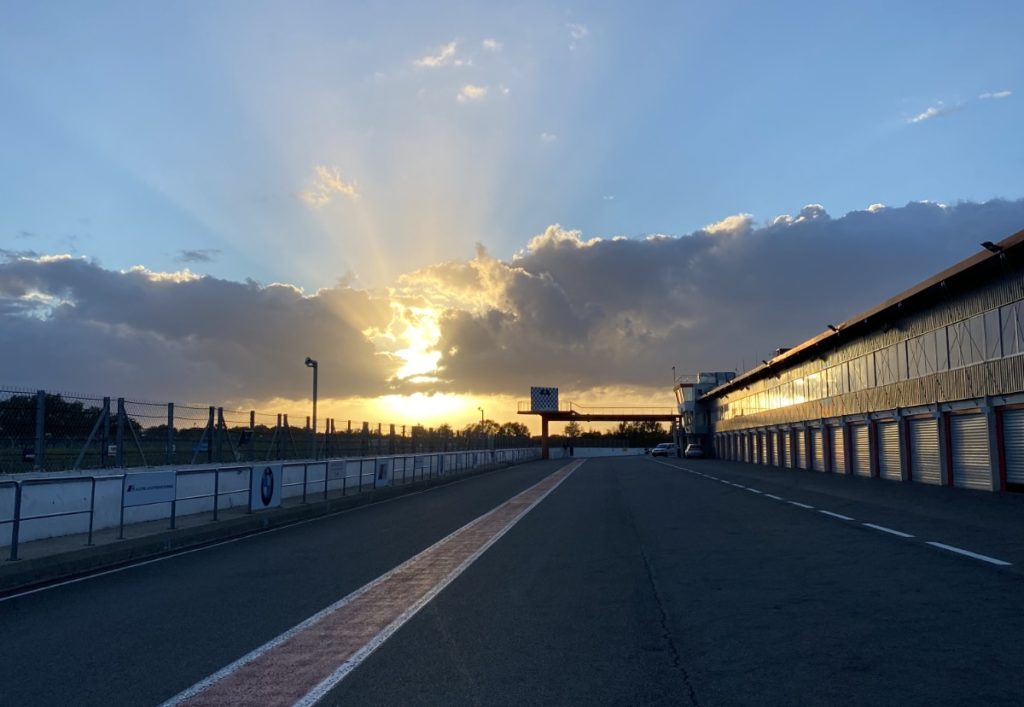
[
  {"xmin": 979, "ymin": 90, "xmax": 1012, "ymax": 100},
  {"xmin": 540, "ymin": 132, "xmax": 557, "ymax": 143},
  {"xmin": 482, "ymin": 38, "xmax": 502, "ymax": 52},
  {"xmin": 457, "ymin": 84, "xmax": 488, "ymax": 103},
  {"xmin": 567, "ymin": 23, "xmax": 589, "ymax": 40},
  {"xmin": 5, "ymin": 198, "xmax": 1024, "ymax": 407},
  {"xmin": 413, "ymin": 41, "xmax": 468, "ymax": 68},
  {"xmin": 908, "ymin": 102, "xmax": 962, "ymax": 123},
  {"xmin": 297, "ymin": 165, "xmax": 359, "ymax": 208},
  {"xmin": 0, "ymin": 256, "xmax": 396, "ymax": 404},
  {"xmin": 414, "ymin": 198, "xmax": 1024, "ymax": 395},
  {"xmin": 175, "ymin": 249, "xmax": 221, "ymax": 264}
]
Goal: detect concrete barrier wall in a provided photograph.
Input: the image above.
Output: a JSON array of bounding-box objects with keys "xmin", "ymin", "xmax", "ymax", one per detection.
[
  {"xmin": 549, "ymin": 447, "xmax": 647, "ymax": 459},
  {"xmin": 0, "ymin": 448, "xmax": 539, "ymax": 548}
]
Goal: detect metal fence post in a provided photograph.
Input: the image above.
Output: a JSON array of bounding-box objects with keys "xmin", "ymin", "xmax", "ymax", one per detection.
[
  {"xmin": 100, "ymin": 397, "xmax": 111, "ymax": 468},
  {"xmin": 34, "ymin": 390, "xmax": 46, "ymax": 471},
  {"xmin": 9, "ymin": 482, "xmax": 21, "ymax": 561},
  {"xmin": 116, "ymin": 398, "xmax": 126, "ymax": 468},
  {"xmin": 249, "ymin": 410, "xmax": 256, "ymax": 461},
  {"xmin": 213, "ymin": 468, "xmax": 220, "ymax": 521},
  {"xmin": 207, "ymin": 407, "xmax": 215, "ymax": 464},
  {"xmin": 167, "ymin": 402, "xmax": 175, "ymax": 465},
  {"xmin": 87, "ymin": 477, "xmax": 96, "ymax": 546},
  {"xmin": 302, "ymin": 463, "xmax": 308, "ymax": 504},
  {"xmin": 216, "ymin": 407, "xmax": 225, "ymax": 463},
  {"xmin": 119, "ymin": 475, "xmax": 126, "ymax": 539}
]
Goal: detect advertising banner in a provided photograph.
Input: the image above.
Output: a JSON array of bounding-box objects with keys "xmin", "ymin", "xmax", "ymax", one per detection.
[
  {"xmin": 123, "ymin": 471, "xmax": 177, "ymax": 507},
  {"xmin": 250, "ymin": 464, "xmax": 283, "ymax": 511}
]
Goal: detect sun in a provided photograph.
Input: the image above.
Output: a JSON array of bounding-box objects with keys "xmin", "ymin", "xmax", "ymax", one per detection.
[{"xmin": 393, "ymin": 306, "xmax": 443, "ymax": 380}]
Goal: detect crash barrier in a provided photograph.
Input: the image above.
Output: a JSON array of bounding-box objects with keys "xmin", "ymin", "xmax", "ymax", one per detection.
[{"xmin": 1, "ymin": 447, "xmax": 540, "ymax": 561}]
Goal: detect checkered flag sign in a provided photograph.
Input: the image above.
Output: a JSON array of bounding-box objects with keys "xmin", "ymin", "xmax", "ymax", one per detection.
[{"xmin": 530, "ymin": 387, "xmax": 559, "ymax": 412}]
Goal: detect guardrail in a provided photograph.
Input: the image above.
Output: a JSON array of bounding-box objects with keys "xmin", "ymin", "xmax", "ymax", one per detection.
[
  {"xmin": 3, "ymin": 447, "xmax": 540, "ymax": 562},
  {"xmin": 5, "ymin": 475, "xmax": 110, "ymax": 560}
]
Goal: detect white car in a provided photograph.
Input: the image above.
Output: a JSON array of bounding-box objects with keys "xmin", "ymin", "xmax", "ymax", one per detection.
[
  {"xmin": 684, "ymin": 443, "xmax": 704, "ymax": 459},
  {"xmin": 650, "ymin": 443, "xmax": 678, "ymax": 457}
]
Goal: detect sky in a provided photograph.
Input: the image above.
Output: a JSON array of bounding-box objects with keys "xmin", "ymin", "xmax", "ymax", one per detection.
[{"xmin": 1, "ymin": 1, "xmax": 1023, "ymax": 432}]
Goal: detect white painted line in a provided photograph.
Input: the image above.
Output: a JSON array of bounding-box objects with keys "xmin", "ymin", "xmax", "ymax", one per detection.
[
  {"xmin": 732, "ymin": 483, "xmax": 747, "ymax": 489},
  {"xmin": 745, "ymin": 488, "xmax": 763, "ymax": 494},
  {"xmin": 787, "ymin": 501, "xmax": 814, "ymax": 509},
  {"xmin": 925, "ymin": 541, "xmax": 1012, "ymax": 567},
  {"xmin": 862, "ymin": 523, "xmax": 914, "ymax": 539},
  {"xmin": 162, "ymin": 460, "xmax": 582, "ymax": 707},
  {"xmin": 819, "ymin": 510, "xmax": 854, "ymax": 521},
  {"xmin": 764, "ymin": 494, "xmax": 784, "ymax": 501}
]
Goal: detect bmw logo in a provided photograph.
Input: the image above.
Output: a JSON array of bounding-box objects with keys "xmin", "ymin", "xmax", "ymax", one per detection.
[{"xmin": 260, "ymin": 466, "xmax": 274, "ymax": 506}]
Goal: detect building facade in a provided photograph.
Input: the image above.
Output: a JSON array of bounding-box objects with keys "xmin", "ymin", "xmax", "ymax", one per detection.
[{"xmin": 701, "ymin": 228, "xmax": 1024, "ymax": 493}]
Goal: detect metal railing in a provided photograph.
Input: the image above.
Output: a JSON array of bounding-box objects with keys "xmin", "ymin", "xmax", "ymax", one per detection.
[
  {"xmin": 5, "ymin": 475, "xmax": 109, "ymax": 560},
  {"xmin": 4, "ymin": 447, "xmax": 540, "ymax": 562}
]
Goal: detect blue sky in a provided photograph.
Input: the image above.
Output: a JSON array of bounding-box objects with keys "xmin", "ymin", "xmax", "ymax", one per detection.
[
  {"xmin": 3, "ymin": 1, "xmax": 1021, "ymax": 290},
  {"xmin": 2, "ymin": 2, "xmax": 1024, "ymax": 426}
]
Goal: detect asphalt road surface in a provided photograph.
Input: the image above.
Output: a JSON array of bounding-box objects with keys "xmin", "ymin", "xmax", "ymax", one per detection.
[{"xmin": 2, "ymin": 456, "xmax": 1022, "ymax": 706}]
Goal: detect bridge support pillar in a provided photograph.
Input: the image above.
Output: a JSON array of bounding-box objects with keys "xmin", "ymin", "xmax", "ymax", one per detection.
[{"xmin": 541, "ymin": 417, "xmax": 549, "ymax": 460}]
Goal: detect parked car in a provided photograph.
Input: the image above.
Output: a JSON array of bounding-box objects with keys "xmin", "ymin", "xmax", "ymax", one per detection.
[
  {"xmin": 684, "ymin": 443, "xmax": 705, "ymax": 459},
  {"xmin": 651, "ymin": 443, "xmax": 679, "ymax": 457}
]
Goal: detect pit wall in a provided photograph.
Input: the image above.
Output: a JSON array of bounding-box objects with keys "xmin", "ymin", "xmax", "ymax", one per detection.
[{"xmin": 0, "ymin": 448, "xmax": 538, "ymax": 548}]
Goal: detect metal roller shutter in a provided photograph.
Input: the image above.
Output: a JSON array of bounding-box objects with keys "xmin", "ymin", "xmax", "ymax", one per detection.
[
  {"xmin": 950, "ymin": 414, "xmax": 992, "ymax": 490},
  {"xmin": 878, "ymin": 421, "xmax": 901, "ymax": 481},
  {"xmin": 781, "ymin": 431, "xmax": 791, "ymax": 468},
  {"xmin": 811, "ymin": 428, "xmax": 825, "ymax": 471},
  {"xmin": 851, "ymin": 424, "xmax": 871, "ymax": 477},
  {"xmin": 756, "ymin": 432, "xmax": 763, "ymax": 464},
  {"xmin": 1003, "ymin": 409, "xmax": 1024, "ymax": 484},
  {"xmin": 830, "ymin": 426, "xmax": 845, "ymax": 474},
  {"xmin": 745, "ymin": 434, "xmax": 752, "ymax": 462},
  {"xmin": 796, "ymin": 430, "xmax": 807, "ymax": 469},
  {"xmin": 910, "ymin": 418, "xmax": 941, "ymax": 485}
]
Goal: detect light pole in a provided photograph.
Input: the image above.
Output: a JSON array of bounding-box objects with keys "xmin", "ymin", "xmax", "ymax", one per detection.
[
  {"xmin": 478, "ymin": 406, "xmax": 484, "ymax": 423},
  {"xmin": 672, "ymin": 365, "xmax": 676, "ymax": 385},
  {"xmin": 305, "ymin": 357, "xmax": 318, "ymax": 459}
]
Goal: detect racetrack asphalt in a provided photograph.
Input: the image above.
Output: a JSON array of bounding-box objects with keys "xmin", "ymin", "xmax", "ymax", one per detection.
[{"xmin": 2, "ymin": 456, "xmax": 1022, "ymax": 706}]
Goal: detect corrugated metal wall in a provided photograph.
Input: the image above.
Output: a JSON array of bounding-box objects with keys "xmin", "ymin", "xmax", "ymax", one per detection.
[
  {"xmin": 950, "ymin": 414, "xmax": 992, "ymax": 490},
  {"xmin": 830, "ymin": 425, "xmax": 845, "ymax": 474},
  {"xmin": 851, "ymin": 424, "xmax": 870, "ymax": 477},
  {"xmin": 909, "ymin": 418, "xmax": 941, "ymax": 485},
  {"xmin": 878, "ymin": 421, "xmax": 901, "ymax": 480},
  {"xmin": 1003, "ymin": 410, "xmax": 1024, "ymax": 485},
  {"xmin": 811, "ymin": 428, "xmax": 825, "ymax": 471}
]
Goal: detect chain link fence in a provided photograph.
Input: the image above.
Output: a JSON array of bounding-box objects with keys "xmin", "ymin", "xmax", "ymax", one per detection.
[{"xmin": 0, "ymin": 387, "xmax": 534, "ymax": 474}]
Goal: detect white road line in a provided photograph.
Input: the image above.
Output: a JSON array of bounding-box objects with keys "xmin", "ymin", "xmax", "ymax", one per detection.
[
  {"xmin": 732, "ymin": 483, "xmax": 747, "ymax": 489},
  {"xmin": 162, "ymin": 460, "xmax": 582, "ymax": 707},
  {"xmin": 764, "ymin": 494, "xmax": 784, "ymax": 501},
  {"xmin": 862, "ymin": 523, "xmax": 914, "ymax": 539},
  {"xmin": 925, "ymin": 542, "xmax": 1012, "ymax": 567},
  {"xmin": 745, "ymin": 488, "xmax": 763, "ymax": 494},
  {"xmin": 787, "ymin": 501, "xmax": 814, "ymax": 509},
  {"xmin": 819, "ymin": 510, "xmax": 854, "ymax": 521}
]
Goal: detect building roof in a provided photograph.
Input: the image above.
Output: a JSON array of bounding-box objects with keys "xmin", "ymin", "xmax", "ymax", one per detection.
[{"xmin": 701, "ymin": 225, "xmax": 1024, "ymax": 400}]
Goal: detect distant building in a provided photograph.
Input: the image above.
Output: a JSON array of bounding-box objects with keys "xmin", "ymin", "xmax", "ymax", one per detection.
[
  {"xmin": 673, "ymin": 372, "xmax": 735, "ymax": 446},
  {"xmin": 695, "ymin": 228, "xmax": 1024, "ymax": 492}
]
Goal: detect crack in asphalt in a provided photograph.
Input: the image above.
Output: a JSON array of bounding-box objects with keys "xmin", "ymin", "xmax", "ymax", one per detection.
[{"xmin": 620, "ymin": 475, "xmax": 702, "ymax": 707}]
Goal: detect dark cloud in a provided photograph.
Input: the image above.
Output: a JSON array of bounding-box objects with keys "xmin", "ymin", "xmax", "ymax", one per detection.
[
  {"xmin": 3, "ymin": 198, "xmax": 1023, "ymax": 405},
  {"xmin": 426, "ymin": 198, "xmax": 1024, "ymax": 395},
  {"xmin": 175, "ymin": 249, "xmax": 221, "ymax": 264},
  {"xmin": 0, "ymin": 258, "xmax": 396, "ymax": 404}
]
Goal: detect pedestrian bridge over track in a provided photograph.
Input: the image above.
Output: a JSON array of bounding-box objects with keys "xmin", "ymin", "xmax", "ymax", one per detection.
[{"xmin": 517, "ymin": 401, "xmax": 681, "ymax": 458}]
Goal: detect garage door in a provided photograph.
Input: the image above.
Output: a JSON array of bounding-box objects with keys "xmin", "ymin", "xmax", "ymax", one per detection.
[
  {"xmin": 830, "ymin": 425, "xmax": 846, "ymax": 474},
  {"xmin": 909, "ymin": 417, "xmax": 941, "ymax": 485},
  {"xmin": 756, "ymin": 432, "xmax": 764, "ymax": 464},
  {"xmin": 796, "ymin": 430, "xmax": 807, "ymax": 469},
  {"xmin": 851, "ymin": 424, "xmax": 871, "ymax": 477},
  {"xmin": 878, "ymin": 420, "xmax": 901, "ymax": 481},
  {"xmin": 950, "ymin": 414, "xmax": 991, "ymax": 490},
  {"xmin": 765, "ymin": 432, "xmax": 774, "ymax": 466},
  {"xmin": 811, "ymin": 428, "xmax": 825, "ymax": 471},
  {"xmin": 1003, "ymin": 409, "xmax": 1024, "ymax": 485},
  {"xmin": 781, "ymin": 431, "xmax": 792, "ymax": 468}
]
